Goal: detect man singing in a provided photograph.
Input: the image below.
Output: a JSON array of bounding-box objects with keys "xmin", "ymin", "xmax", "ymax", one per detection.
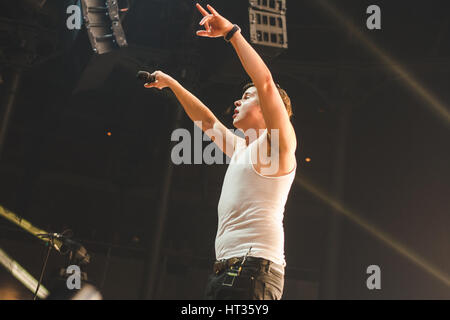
[{"xmin": 144, "ymin": 3, "xmax": 297, "ymax": 300}]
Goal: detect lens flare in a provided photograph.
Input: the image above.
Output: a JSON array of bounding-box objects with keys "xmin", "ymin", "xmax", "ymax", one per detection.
[{"xmin": 295, "ymin": 176, "xmax": 450, "ymax": 287}]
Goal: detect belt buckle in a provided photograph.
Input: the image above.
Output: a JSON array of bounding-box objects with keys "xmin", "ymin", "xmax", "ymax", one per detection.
[
  {"xmin": 221, "ymin": 247, "xmax": 253, "ymax": 287},
  {"xmin": 228, "ymin": 257, "xmax": 240, "ymax": 268}
]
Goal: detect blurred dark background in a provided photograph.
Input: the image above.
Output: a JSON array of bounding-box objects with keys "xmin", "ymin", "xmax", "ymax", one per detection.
[{"xmin": 0, "ymin": 0, "xmax": 449, "ymax": 299}]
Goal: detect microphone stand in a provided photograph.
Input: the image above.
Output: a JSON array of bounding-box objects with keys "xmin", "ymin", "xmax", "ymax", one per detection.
[
  {"xmin": 33, "ymin": 234, "xmax": 56, "ymax": 300},
  {"xmin": 0, "ymin": 206, "xmax": 93, "ymax": 299},
  {"xmin": 35, "ymin": 232, "xmax": 91, "ymax": 300}
]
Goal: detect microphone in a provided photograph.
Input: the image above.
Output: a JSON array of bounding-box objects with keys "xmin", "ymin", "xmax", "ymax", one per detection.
[
  {"xmin": 40, "ymin": 233, "xmax": 91, "ymax": 265},
  {"xmin": 137, "ymin": 71, "xmax": 156, "ymax": 84}
]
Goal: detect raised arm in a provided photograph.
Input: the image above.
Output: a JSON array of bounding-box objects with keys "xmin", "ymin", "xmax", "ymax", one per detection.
[
  {"xmin": 144, "ymin": 71, "xmax": 242, "ymax": 158},
  {"xmin": 196, "ymin": 3, "xmax": 297, "ymax": 155}
]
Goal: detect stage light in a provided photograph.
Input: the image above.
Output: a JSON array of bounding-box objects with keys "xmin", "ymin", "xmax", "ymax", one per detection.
[
  {"xmin": 249, "ymin": 0, "xmax": 288, "ymax": 49},
  {"xmin": 71, "ymin": 284, "xmax": 102, "ymax": 300},
  {"xmin": 305, "ymin": 157, "xmax": 311, "ymax": 163},
  {"xmin": 0, "ymin": 286, "xmax": 22, "ymax": 300},
  {"xmin": 0, "ymin": 248, "xmax": 50, "ymax": 299},
  {"xmin": 46, "ymin": 281, "xmax": 102, "ymax": 300}
]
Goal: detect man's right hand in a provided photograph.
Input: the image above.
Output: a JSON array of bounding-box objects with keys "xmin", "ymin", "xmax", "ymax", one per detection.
[{"xmin": 144, "ymin": 70, "xmax": 175, "ymax": 90}]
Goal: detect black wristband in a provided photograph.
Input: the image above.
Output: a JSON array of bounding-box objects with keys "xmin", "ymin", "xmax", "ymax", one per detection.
[{"xmin": 225, "ymin": 24, "xmax": 241, "ymax": 42}]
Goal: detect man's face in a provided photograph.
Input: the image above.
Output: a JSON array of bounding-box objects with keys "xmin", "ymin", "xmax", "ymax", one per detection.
[{"xmin": 232, "ymin": 86, "xmax": 264, "ymax": 129}]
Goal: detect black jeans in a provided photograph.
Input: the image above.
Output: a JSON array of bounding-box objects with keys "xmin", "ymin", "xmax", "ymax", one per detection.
[{"xmin": 204, "ymin": 258, "xmax": 284, "ymax": 300}]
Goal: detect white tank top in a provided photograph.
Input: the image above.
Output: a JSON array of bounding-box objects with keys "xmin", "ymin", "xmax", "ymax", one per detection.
[{"xmin": 215, "ymin": 129, "xmax": 296, "ymax": 267}]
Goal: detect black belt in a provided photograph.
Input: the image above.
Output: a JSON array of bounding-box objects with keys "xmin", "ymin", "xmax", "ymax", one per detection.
[{"xmin": 213, "ymin": 256, "xmax": 284, "ymax": 275}]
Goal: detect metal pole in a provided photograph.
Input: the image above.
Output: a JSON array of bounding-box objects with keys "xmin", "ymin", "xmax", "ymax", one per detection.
[
  {"xmin": 100, "ymin": 246, "xmax": 112, "ymax": 290},
  {"xmin": 139, "ymin": 105, "xmax": 184, "ymax": 300},
  {"xmin": 319, "ymin": 106, "xmax": 350, "ymax": 299},
  {"xmin": 0, "ymin": 69, "xmax": 23, "ymax": 161}
]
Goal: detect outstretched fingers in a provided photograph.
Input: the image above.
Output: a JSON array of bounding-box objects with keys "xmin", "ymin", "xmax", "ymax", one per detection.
[
  {"xmin": 195, "ymin": 3, "xmax": 222, "ymax": 37},
  {"xmin": 196, "ymin": 30, "xmax": 210, "ymax": 37},
  {"xmin": 196, "ymin": 3, "xmax": 220, "ymax": 17},
  {"xmin": 199, "ymin": 15, "xmax": 212, "ymax": 26},
  {"xmin": 206, "ymin": 4, "xmax": 220, "ymax": 16},
  {"xmin": 196, "ymin": 3, "xmax": 209, "ymax": 16}
]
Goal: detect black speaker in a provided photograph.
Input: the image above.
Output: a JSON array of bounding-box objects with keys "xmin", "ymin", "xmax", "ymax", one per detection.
[{"xmin": 81, "ymin": 0, "xmax": 128, "ymax": 54}]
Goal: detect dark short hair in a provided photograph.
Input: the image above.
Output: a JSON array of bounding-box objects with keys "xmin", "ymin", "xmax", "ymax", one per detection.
[{"xmin": 242, "ymin": 82, "xmax": 293, "ymax": 119}]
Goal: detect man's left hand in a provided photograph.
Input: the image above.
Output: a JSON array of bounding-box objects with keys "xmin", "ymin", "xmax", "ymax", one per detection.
[{"xmin": 195, "ymin": 3, "xmax": 234, "ymax": 38}]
